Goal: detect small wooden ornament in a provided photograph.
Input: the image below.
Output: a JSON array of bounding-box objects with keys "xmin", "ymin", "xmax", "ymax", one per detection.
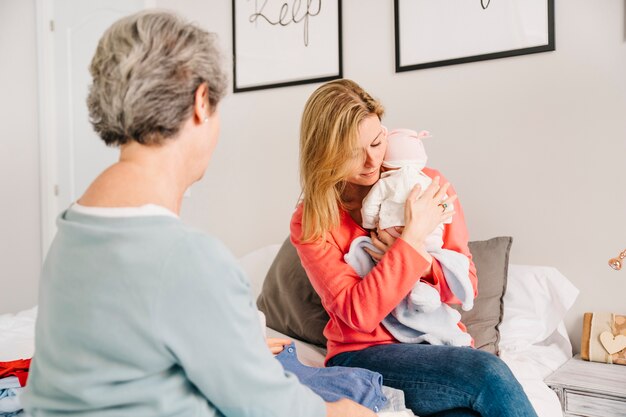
[{"xmin": 599, "ymin": 331, "xmax": 626, "ymax": 355}]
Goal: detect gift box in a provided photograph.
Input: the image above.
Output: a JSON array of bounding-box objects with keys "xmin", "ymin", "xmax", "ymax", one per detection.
[{"xmin": 581, "ymin": 312, "xmax": 626, "ymax": 365}]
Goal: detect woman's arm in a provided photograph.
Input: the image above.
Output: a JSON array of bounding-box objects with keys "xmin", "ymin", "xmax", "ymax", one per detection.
[
  {"xmin": 291, "ymin": 207, "xmax": 431, "ymax": 334},
  {"xmin": 421, "ymin": 168, "xmax": 478, "ymax": 303},
  {"xmin": 157, "ymin": 234, "xmax": 327, "ymax": 417},
  {"xmin": 292, "ymin": 171, "xmax": 475, "ymax": 334}
]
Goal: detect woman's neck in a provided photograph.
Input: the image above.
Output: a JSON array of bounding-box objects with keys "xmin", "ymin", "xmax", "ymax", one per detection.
[
  {"xmin": 341, "ymin": 183, "xmax": 373, "ymax": 227},
  {"xmin": 78, "ymin": 141, "xmax": 191, "ymax": 214},
  {"xmin": 341, "ymin": 182, "xmax": 373, "ymax": 209}
]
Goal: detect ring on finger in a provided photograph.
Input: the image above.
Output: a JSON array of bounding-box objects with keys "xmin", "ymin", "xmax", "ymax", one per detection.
[{"xmin": 438, "ymin": 202, "xmax": 448, "ymax": 212}]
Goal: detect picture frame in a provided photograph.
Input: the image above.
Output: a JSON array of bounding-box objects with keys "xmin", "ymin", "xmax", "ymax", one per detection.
[
  {"xmin": 232, "ymin": 0, "xmax": 342, "ymax": 93},
  {"xmin": 394, "ymin": 0, "xmax": 555, "ymax": 72}
]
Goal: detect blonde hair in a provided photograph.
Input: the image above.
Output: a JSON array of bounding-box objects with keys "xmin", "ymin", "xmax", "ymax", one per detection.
[
  {"xmin": 299, "ymin": 79, "xmax": 384, "ymax": 243},
  {"xmin": 87, "ymin": 10, "xmax": 228, "ymax": 146}
]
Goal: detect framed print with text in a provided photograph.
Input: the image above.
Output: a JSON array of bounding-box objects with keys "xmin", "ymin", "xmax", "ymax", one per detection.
[
  {"xmin": 394, "ymin": 0, "xmax": 555, "ymax": 72},
  {"xmin": 233, "ymin": 0, "xmax": 342, "ymax": 92}
]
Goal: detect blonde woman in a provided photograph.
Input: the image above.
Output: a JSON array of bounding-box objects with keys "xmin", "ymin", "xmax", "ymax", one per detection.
[
  {"xmin": 22, "ymin": 12, "xmax": 373, "ymax": 417},
  {"xmin": 291, "ymin": 79, "xmax": 538, "ymax": 417}
]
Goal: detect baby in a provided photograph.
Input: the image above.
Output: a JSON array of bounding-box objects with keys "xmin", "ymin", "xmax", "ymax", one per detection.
[
  {"xmin": 345, "ymin": 128, "xmax": 474, "ymax": 347},
  {"xmin": 361, "ymin": 129, "xmax": 449, "ymax": 246}
]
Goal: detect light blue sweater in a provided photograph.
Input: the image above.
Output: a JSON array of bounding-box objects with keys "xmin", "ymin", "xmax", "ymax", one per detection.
[{"xmin": 22, "ymin": 209, "xmax": 325, "ymax": 416}]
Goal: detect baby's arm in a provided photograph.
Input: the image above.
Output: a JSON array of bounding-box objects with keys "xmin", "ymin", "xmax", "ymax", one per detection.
[{"xmin": 361, "ymin": 180, "xmax": 390, "ymax": 229}]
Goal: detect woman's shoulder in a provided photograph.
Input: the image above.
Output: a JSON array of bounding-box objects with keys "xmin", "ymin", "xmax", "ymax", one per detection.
[
  {"xmin": 289, "ymin": 203, "xmax": 312, "ymax": 246},
  {"xmin": 167, "ymin": 226, "xmax": 238, "ymax": 269},
  {"xmin": 290, "ymin": 202, "xmax": 356, "ymax": 248},
  {"xmin": 291, "ymin": 202, "xmax": 304, "ymax": 220},
  {"xmin": 160, "ymin": 228, "xmax": 248, "ymax": 297},
  {"xmin": 289, "ymin": 203, "xmax": 304, "ymax": 237}
]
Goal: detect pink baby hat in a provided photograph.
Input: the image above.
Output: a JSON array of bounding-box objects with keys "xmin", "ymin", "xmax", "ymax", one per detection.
[{"xmin": 382, "ymin": 128, "xmax": 432, "ymax": 169}]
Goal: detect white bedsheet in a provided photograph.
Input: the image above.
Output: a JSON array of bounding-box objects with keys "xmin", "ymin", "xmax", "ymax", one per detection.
[
  {"xmin": 0, "ymin": 307, "xmax": 37, "ymax": 361},
  {"xmin": 499, "ymin": 324, "xmax": 572, "ymax": 417},
  {"xmin": 500, "ymin": 350, "xmax": 564, "ymax": 417}
]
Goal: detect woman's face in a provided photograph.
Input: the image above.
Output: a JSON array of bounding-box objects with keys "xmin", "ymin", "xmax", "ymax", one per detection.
[{"xmin": 345, "ymin": 114, "xmax": 387, "ymax": 187}]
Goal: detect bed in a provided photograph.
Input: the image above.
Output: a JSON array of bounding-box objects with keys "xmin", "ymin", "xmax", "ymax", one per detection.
[
  {"xmin": 0, "ymin": 242, "xmax": 578, "ymax": 416},
  {"xmin": 240, "ymin": 242, "xmax": 580, "ymax": 417}
]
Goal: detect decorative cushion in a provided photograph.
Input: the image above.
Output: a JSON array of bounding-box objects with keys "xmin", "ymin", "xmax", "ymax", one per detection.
[
  {"xmin": 256, "ymin": 237, "xmax": 329, "ymax": 347},
  {"xmin": 257, "ymin": 236, "xmax": 512, "ymax": 354},
  {"xmin": 454, "ymin": 236, "xmax": 513, "ymax": 354}
]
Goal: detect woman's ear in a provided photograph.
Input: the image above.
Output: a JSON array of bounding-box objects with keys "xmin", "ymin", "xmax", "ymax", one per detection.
[{"xmin": 193, "ymin": 82, "xmax": 210, "ymax": 124}]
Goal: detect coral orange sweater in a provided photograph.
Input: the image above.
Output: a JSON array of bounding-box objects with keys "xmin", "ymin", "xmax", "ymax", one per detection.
[{"xmin": 290, "ymin": 168, "xmax": 477, "ymax": 362}]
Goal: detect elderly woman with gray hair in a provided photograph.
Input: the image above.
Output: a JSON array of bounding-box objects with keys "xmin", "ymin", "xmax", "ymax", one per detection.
[{"xmin": 22, "ymin": 11, "xmax": 372, "ymax": 417}]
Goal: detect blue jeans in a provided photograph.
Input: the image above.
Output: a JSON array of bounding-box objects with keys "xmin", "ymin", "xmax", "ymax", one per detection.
[{"xmin": 327, "ymin": 343, "xmax": 538, "ymax": 417}]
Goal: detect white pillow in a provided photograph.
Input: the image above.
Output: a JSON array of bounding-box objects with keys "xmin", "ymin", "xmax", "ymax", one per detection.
[
  {"xmin": 238, "ymin": 244, "xmax": 281, "ymax": 301},
  {"xmin": 0, "ymin": 306, "xmax": 37, "ymax": 361},
  {"xmin": 499, "ymin": 264, "xmax": 579, "ymax": 348}
]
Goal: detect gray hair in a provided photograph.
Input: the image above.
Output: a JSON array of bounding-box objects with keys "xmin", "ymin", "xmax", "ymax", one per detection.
[{"xmin": 87, "ymin": 10, "xmax": 228, "ymax": 146}]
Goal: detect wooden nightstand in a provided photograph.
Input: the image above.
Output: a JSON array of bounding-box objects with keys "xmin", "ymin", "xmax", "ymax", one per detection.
[{"xmin": 544, "ymin": 355, "xmax": 626, "ymax": 417}]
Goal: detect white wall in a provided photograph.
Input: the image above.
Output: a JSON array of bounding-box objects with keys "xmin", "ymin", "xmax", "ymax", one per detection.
[
  {"xmin": 0, "ymin": 0, "xmax": 42, "ymax": 313},
  {"xmin": 2, "ymin": 0, "xmax": 625, "ymax": 353}
]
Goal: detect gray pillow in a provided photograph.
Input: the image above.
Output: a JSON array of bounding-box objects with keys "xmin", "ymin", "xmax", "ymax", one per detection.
[
  {"xmin": 256, "ymin": 237, "xmax": 329, "ymax": 347},
  {"xmin": 257, "ymin": 236, "xmax": 512, "ymax": 354},
  {"xmin": 456, "ymin": 236, "xmax": 513, "ymax": 355}
]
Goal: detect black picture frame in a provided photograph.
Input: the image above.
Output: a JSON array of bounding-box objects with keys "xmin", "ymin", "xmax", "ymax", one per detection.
[
  {"xmin": 394, "ymin": 0, "xmax": 555, "ymax": 73},
  {"xmin": 232, "ymin": 0, "xmax": 343, "ymax": 93}
]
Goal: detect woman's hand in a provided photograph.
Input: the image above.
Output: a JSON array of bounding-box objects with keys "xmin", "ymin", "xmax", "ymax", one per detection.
[
  {"xmin": 266, "ymin": 337, "xmax": 292, "ymax": 355},
  {"xmin": 364, "ymin": 228, "xmax": 396, "ymax": 263},
  {"xmin": 401, "ymin": 177, "xmax": 457, "ymax": 254},
  {"xmin": 326, "ymin": 398, "xmax": 377, "ymax": 417}
]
